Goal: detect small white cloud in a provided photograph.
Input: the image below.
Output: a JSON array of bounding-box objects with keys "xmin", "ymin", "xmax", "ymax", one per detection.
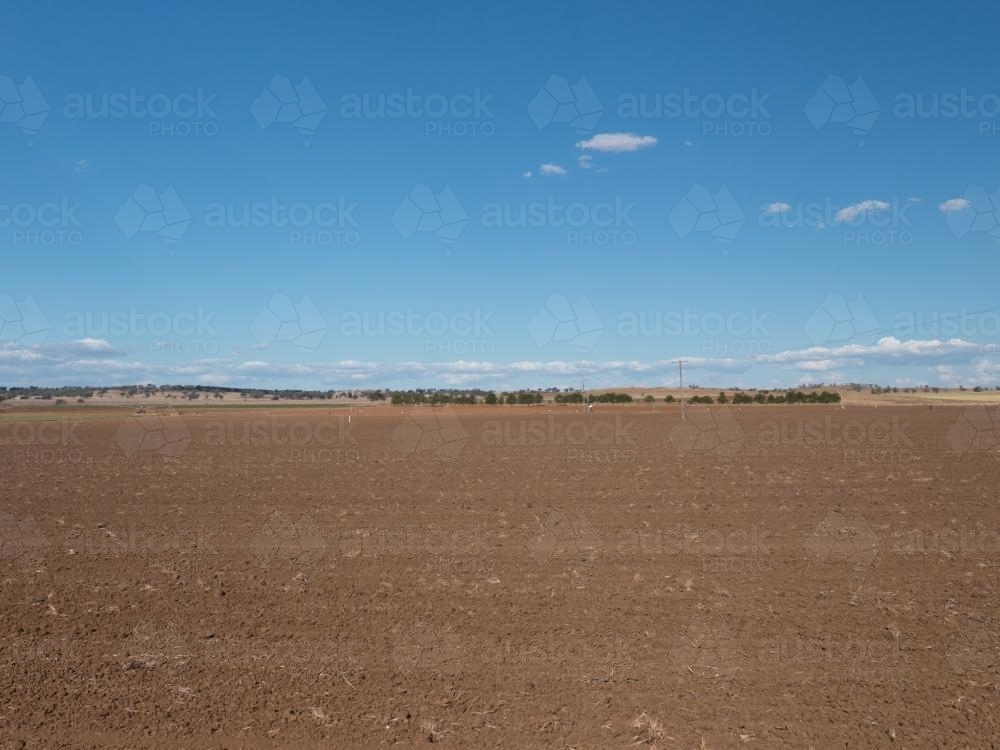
[
  {"xmin": 798, "ymin": 371, "xmax": 843, "ymax": 386},
  {"xmin": 761, "ymin": 202, "xmax": 791, "ymax": 215},
  {"xmin": 575, "ymin": 132, "xmax": 658, "ymax": 153},
  {"xmin": 577, "ymin": 154, "xmax": 593, "ymax": 169},
  {"xmin": 795, "ymin": 359, "xmax": 837, "ymax": 371},
  {"xmin": 76, "ymin": 337, "xmax": 113, "ymax": 351},
  {"xmin": 522, "ymin": 170, "xmax": 532, "ymax": 178},
  {"xmin": 539, "ymin": 163, "xmax": 567, "ymax": 176},
  {"xmin": 938, "ymin": 197, "xmax": 971, "ymax": 214},
  {"xmin": 73, "ymin": 159, "xmax": 88, "ymax": 173},
  {"xmin": 683, "ymin": 140, "xmax": 693, "ymax": 147},
  {"xmin": 835, "ymin": 200, "xmax": 890, "ymax": 223}
]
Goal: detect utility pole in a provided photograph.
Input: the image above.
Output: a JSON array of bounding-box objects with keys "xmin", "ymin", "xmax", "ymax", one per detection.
[{"xmin": 673, "ymin": 359, "xmax": 688, "ymax": 422}]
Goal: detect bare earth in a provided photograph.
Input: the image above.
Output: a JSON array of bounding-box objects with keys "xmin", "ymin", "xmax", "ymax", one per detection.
[{"xmin": 1, "ymin": 404, "xmax": 997, "ymax": 747}]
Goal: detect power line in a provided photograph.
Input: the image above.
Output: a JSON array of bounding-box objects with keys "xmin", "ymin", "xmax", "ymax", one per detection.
[{"xmin": 672, "ymin": 359, "xmax": 688, "ymax": 422}]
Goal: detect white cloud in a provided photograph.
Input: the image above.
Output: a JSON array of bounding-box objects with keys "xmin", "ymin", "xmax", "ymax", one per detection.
[
  {"xmin": 522, "ymin": 170, "xmax": 532, "ymax": 178},
  {"xmin": 539, "ymin": 163, "xmax": 567, "ymax": 176},
  {"xmin": 761, "ymin": 202, "xmax": 791, "ymax": 215},
  {"xmin": 73, "ymin": 159, "xmax": 88, "ymax": 173},
  {"xmin": 794, "ymin": 359, "xmax": 838, "ymax": 371},
  {"xmin": 577, "ymin": 154, "xmax": 593, "ymax": 169},
  {"xmin": 575, "ymin": 132, "xmax": 658, "ymax": 153},
  {"xmin": 798, "ymin": 372, "xmax": 843, "ymax": 386},
  {"xmin": 835, "ymin": 200, "xmax": 890, "ymax": 223},
  {"xmin": 933, "ymin": 364, "xmax": 960, "ymax": 385},
  {"xmin": 75, "ymin": 338, "xmax": 114, "ymax": 352},
  {"xmin": 938, "ymin": 198, "xmax": 971, "ymax": 214},
  {"xmin": 0, "ymin": 334, "xmax": 995, "ymax": 390},
  {"xmin": 683, "ymin": 140, "xmax": 693, "ymax": 147},
  {"xmin": 757, "ymin": 336, "xmax": 979, "ymax": 367}
]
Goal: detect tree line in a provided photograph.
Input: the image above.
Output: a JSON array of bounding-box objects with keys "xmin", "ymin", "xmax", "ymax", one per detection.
[{"xmin": 687, "ymin": 390, "xmax": 841, "ymax": 405}]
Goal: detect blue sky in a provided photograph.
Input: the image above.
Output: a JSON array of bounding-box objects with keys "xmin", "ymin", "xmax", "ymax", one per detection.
[{"xmin": 1, "ymin": 0, "xmax": 999, "ymax": 390}]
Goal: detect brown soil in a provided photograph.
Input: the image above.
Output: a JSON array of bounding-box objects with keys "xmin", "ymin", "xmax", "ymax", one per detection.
[{"xmin": 1, "ymin": 404, "xmax": 997, "ymax": 747}]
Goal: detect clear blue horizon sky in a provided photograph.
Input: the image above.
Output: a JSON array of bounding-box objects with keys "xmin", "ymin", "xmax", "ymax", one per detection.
[{"xmin": 1, "ymin": 0, "xmax": 999, "ymax": 391}]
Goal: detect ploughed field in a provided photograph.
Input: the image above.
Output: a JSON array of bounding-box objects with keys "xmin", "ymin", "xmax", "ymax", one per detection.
[{"xmin": 1, "ymin": 404, "xmax": 998, "ymax": 747}]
